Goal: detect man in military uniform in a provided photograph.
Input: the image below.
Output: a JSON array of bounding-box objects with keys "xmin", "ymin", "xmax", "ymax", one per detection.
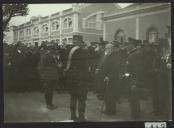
[
  {"xmin": 65, "ymin": 35, "xmax": 90, "ymax": 121},
  {"xmin": 127, "ymin": 38, "xmax": 159, "ymax": 119},
  {"xmin": 152, "ymin": 36, "xmax": 171, "ymax": 119},
  {"xmin": 38, "ymin": 44, "xmax": 59, "ymax": 110}
]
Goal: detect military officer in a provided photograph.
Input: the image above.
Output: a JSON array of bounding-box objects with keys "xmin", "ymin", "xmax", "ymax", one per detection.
[
  {"xmin": 65, "ymin": 35, "xmax": 90, "ymax": 121},
  {"xmin": 38, "ymin": 44, "xmax": 59, "ymax": 110},
  {"xmin": 153, "ymin": 36, "xmax": 171, "ymax": 119}
]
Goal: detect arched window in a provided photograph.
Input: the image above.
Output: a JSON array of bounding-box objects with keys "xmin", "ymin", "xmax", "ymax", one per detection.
[
  {"xmin": 63, "ymin": 19, "xmax": 68, "ymax": 28},
  {"xmin": 42, "ymin": 24, "xmax": 48, "ymax": 33},
  {"xmin": 114, "ymin": 29, "xmax": 126, "ymax": 43},
  {"xmin": 42, "ymin": 25, "xmax": 45, "ymax": 32},
  {"xmin": 83, "ymin": 11, "xmax": 104, "ymax": 30},
  {"xmin": 45, "ymin": 24, "xmax": 48, "ymax": 32},
  {"xmin": 33, "ymin": 27, "xmax": 39, "ymax": 35},
  {"xmin": 26, "ymin": 28, "xmax": 31, "ymax": 36},
  {"xmin": 52, "ymin": 21, "xmax": 59, "ymax": 31},
  {"xmin": 146, "ymin": 26, "xmax": 158, "ymax": 43},
  {"xmin": 68, "ymin": 17, "xmax": 72, "ymax": 28},
  {"xmin": 63, "ymin": 17, "xmax": 72, "ymax": 29}
]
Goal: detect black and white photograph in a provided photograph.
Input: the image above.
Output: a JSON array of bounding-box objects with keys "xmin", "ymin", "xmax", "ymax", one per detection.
[{"xmin": 3, "ymin": 3, "xmax": 172, "ymax": 122}]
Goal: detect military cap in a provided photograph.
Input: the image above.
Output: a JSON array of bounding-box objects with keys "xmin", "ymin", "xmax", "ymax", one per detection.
[{"xmin": 157, "ymin": 38, "xmax": 169, "ymax": 48}]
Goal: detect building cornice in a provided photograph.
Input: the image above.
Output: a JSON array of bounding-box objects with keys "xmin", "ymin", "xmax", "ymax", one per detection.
[
  {"xmin": 13, "ymin": 6, "xmax": 80, "ymax": 30},
  {"xmin": 102, "ymin": 3, "xmax": 170, "ymax": 21}
]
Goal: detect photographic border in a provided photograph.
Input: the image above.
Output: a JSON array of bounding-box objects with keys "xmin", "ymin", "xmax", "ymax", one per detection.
[{"xmin": 1, "ymin": 0, "xmax": 173, "ymax": 127}]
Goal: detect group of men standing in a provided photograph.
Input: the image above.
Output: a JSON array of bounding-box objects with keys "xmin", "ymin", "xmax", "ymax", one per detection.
[
  {"xmin": 38, "ymin": 32, "xmax": 171, "ymax": 121},
  {"xmin": 4, "ymin": 31, "xmax": 171, "ymax": 121}
]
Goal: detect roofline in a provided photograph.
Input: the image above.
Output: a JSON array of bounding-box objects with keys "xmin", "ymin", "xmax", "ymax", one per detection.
[{"xmin": 103, "ymin": 3, "xmax": 170, "ymax": 21}]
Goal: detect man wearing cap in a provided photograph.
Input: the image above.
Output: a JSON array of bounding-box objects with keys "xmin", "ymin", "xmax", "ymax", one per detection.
[
  {"xmin": 152, "ymin": 35, "xmax": 171, "ymax": 119},
  {"xmin": 65, "ymin": 35, "xmax": 90, "ymax": 121},
  {"xmin": 127, "ymin": 38, "xmax": 160, "ymax": 119},
  {"xmin": 38, "ymin": 44, "xmax": 59, "ymax": 110}
]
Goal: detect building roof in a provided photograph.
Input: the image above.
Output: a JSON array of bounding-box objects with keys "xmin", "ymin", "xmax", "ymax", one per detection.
[{"xmin": 103, "ymin": 3, "xmax": 170, "ymax": 21}]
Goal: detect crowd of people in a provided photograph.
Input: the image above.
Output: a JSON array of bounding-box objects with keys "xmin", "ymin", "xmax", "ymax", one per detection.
[{"xmin": 3, "ymin": 33, "xmax": 171, "ymax": 121}]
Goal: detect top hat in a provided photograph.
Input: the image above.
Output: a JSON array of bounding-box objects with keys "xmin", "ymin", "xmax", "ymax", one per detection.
[{"xmin": 73, "ymin": 35, "xmax": 84, "ymax": 45}]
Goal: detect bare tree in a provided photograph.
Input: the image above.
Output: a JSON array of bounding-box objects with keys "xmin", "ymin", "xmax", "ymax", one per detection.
[{"xmin": 2, "ymin": 4, "xmax": 29, "ymax": 32}]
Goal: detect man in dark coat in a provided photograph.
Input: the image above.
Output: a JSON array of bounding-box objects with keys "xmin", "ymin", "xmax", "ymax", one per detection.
[
  {"xmin": 126, "ymin": 38, "xmax": 143, "ymax": 120},
  {"xmin": 65, "ymin": 35, "xmax": 90, "ymax": 121},
  {"xmin": 38, "ymin": 45, "xmax": 59, "ymax": 110},
  {"xmin": 101, "ymin": 42, "xmax": 127, "ymax": 115},
  {"xmin": 127, "ymin": 39, "xmax": 159, "ymax": 119},
  {"xmin": 152, "ymin": 38, "xmax": 171, "ymax": 119},
  {"xmin": 11, "ymin": 42, "xmax": 26, "ymax": 91}
]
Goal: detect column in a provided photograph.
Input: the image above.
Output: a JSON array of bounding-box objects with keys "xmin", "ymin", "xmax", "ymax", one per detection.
[
  {"xmin": 23, "ymin": 27, "xmax": 26, "ymax": 42},
  {"xmin": 59, "ymin": 11, "xmax": 63, "ymax": 45},
  {"xmin": 38, "ymin": 16, "xmax": 41, "ymax": 45},
  {"xmin": 135, "ymin": 16, "xmax": 139, "ymax": 40},
  {"xmin": 103, "ymin": 22, "xmax": 106, "ymax": 41},
  {"xmin": 48, "ymin": 15, "xmax": 51, "ymax": 42},
  {"xmin": 30, "ymin": 20, "xmax": 34, "ymax": 44},
  {"xmin": 73, "ymin": 12, "xmax": 79, "ymax": 33}
]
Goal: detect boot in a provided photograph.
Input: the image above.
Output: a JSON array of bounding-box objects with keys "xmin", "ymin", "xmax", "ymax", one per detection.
[
  {"xmin": 71, "ymin": 110, "xmax": 77, "ymax": 121},
  {"xmin": 78, "ymin": 112, "xmax": 87, "ymax": 122}
]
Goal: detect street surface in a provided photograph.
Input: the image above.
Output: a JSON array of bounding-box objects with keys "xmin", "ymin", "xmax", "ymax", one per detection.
[{"xmin": 4, "ymin": 91, "xmax": 159, "ymax": 122}]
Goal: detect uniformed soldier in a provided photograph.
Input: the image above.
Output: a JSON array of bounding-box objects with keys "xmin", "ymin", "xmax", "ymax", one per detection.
[
  {"xmin": 89, "ymin": 41, "xmax": 107, "ymax": 93},
  {"xmin": 127, "ymin": 38, "xmax": 159, "ymax": 119},
  {"xmin": 65, "ymin": 35, "xmax": 90, "ymax": 121},
  {"xmin": 152, "ymin": 37, "xmax": 171, "ymax": 119},
  {"xmin": 38, "ymin": 44, "xmax": 59, "ymax": 110}
]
